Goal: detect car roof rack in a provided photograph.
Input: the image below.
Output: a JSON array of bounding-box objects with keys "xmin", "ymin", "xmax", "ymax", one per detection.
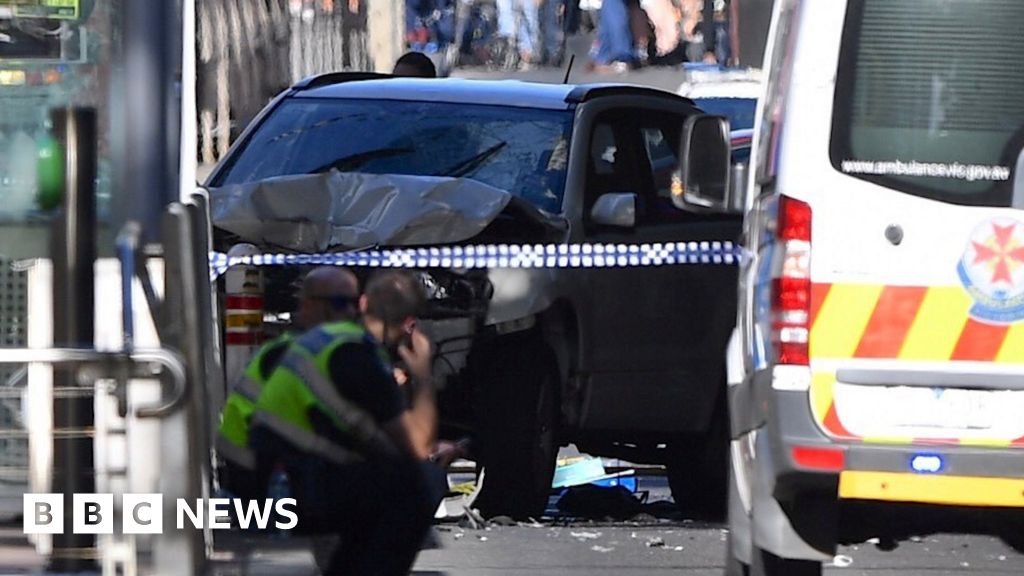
[{"xmin": 292, "ymin": 71, "xmax": 393, "ymax": 90}]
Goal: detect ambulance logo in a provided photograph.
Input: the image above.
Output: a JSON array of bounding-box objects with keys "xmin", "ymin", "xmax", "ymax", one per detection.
[{"xmin": 957, "ymin": 218, "xmax": 1024, "ymax": 324}]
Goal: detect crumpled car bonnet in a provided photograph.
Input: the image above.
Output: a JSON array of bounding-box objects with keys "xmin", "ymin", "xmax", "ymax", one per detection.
[{"xmin": 209, "ymin": 171, "xmax": 512, "ymax": 252}]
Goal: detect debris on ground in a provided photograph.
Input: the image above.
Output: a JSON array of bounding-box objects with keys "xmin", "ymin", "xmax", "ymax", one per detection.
[
  {"xmin": 557, "ymin": 485, "xmax": 643, "ymax": 520},
  {"xmin": 553, "ymin": 456, "xmax": 608, "ymax": 488},
  {"xmin": 517, "ymin": 519, "xmax": 545, "ymax": 528},
  {"xmin": 832, "ymin": 555, "xmax": 853, "ymax": 568},
  {"xmin": 645, "ymin": 537, "xmax": 665, "ymax": 548},
  {"xmin": 489, "ymin": 515, "xmax": 517, "ymax": 527},
  {"xmin": 460, "ymin": 506, "xmax": 487, "ymax": 530},
  {"xmin": 629, "ymin": 513, "xmax": 658, "ymax": 524},
  {"xmin": 591, "ymin": 545, "xmax": 615, "ymax": 553},
  {"xmin": 570, "ymin": 531, "xmax": 603, "ymax": 540}
]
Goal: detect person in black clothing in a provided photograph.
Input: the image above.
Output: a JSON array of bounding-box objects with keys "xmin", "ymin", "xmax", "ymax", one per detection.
[
  {"xmin": 216, "ymin": 266, "xmax": 360, "ymax": 502},
  {"xmin": 251, "ymin": 270, "xmax": 443, "ymax": 576},
  {"xmin": 393, "ymin": 51, "xmax": 438, "ymax": 77}
]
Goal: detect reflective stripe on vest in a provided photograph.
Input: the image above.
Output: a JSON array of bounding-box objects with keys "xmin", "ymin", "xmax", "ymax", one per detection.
[
  {"xmin": 233, "ymin": 374, "xmax": 263, "ymax": 403},
  {"xmin": 218, "ymin": 333, "xmax": 295, "ymax": 461},
  {"xmin": 215, "ymin": 433, "xmax": 256, "ymax": 469},
  {"xmin": 279, "ymin": 351, "xmax": 399, "ymax": 458},
  {"xmin": 254, "ymin": 321, "xmax": 398, "ymax": 460}
]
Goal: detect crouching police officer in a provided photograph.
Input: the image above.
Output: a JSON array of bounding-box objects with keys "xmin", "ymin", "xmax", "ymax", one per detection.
[
  {"xmin": 216, "ymin": 267, "xmax": 360, "ymax": 501},
  {"xmin": 251, "ymin": 270, "xmax": 443, "ymax": 576}
]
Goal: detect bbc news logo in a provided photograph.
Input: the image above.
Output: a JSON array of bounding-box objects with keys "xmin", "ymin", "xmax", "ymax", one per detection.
[{"xmin": 23, "ymin": 494, "xmax": 298, "ymax": 534}]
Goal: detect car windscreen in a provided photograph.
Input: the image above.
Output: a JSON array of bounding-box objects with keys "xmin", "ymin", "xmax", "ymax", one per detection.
[
  {"xmin": 830, "ymin": 0, "xmax": 1024, "ymax": 207},
  {"xmin": 213, "ymin": 98, "xmax": 574, "ymax": 214}
]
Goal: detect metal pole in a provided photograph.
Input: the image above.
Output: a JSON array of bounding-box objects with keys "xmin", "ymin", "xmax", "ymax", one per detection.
[
  {"xmin": 123, "ymin": 0, "xmax": 181, "ymax": 242},
  {"xmin": 48, "ymin": 107, "xmax": 98, "ymax": 573}
]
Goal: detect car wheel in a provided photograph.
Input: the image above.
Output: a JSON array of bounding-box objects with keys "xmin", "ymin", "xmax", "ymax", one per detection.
[
  {"xmin": 749, "ymin": 546, "xmax": 821, "ymax": 576},
  {"xmin": 311, "ymin": 534, "xmax": 338, "ymax": 575},
  {"xmin": 665, "ymin": 387, "xmax": 728, "ymax": 520},
  {"xmin": 474, "ymin": 337, "xmax": 559, "ymax": 520}
]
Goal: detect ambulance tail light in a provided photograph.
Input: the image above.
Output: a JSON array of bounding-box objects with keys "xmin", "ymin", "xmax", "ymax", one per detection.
[
  {"xmin": 791, "ymin": 446, "xmax": 845, "ymax": 472},
  {"xmin": 772, "ymin": 196, "xmax": 811, "ymax": 366}
]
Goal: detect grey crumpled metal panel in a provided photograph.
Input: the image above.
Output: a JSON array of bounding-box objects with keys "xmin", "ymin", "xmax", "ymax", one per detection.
[{"xmin": 209, "ymin": 172, "xmax": 512, "ymax": 252}]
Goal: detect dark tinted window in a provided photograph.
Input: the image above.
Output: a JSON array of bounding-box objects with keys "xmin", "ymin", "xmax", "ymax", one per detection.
[
  {"xmin": 214, "ymin": 98, "xmax": 573, "ymax": 214},
  {"xmin": 830, "ymin": 0, "xmax": 1024, "ymax": 207}
]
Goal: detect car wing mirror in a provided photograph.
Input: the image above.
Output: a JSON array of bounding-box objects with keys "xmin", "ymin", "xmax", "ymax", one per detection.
[{"xmin": 672, "ymin": 114, "xmax": 736, "ymax": 213}]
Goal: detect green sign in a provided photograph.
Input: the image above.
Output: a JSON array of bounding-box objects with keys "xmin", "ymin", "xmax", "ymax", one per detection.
[{"xmin": 1, "ymin": 0, "xmax": 80, "ymax": 20}]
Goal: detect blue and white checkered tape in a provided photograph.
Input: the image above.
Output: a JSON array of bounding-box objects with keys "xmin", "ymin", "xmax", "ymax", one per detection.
[{"xmin": 209, "ymin": 241, "xmax": 742, "ymax": 280}]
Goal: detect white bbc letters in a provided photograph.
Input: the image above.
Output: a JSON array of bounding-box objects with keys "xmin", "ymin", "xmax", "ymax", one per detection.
[
  {"xmin": 73, "ymin": 494, "xmax": 114, "ymax": 534},
  {"xmin": 123, "ymin": 494, "xmax": 163, "ymax": 534},
  {"xmin": 23, "ymin": 494, "xmax": 63, "ymax": 535},
  {"xmin": 24, "ymin": 493, "xmax": 300, "ymax": 534},
  {"xmin": 207, "ymin": 498, "xmax": 232, "ymax": 529}
]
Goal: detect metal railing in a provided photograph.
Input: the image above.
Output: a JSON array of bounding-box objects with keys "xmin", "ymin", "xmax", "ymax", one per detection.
[{"xmin": 0, "ymin": 348, "xmax": 188, "ymax": 419}]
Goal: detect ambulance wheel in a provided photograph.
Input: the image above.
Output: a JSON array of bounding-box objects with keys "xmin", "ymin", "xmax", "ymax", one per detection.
[
  {"xmin": 1001, "ymin": 532, "xmax": 1024, "ymax": 554},
  {"xmin": 750, "ymin": 546, "xmax": 821, "ymax": 576},
  {"xmin": 311, "ymin": 534, "xmax": 339, "ymax": 575},
  {"xmin": 666, "ymin": 388, "xmax": 728, "ymax": 520},
  {"xmin": 725, "ymin": 530, "xmax": 750, "ymax": 576},
  {"xmin": 474, "ymin": 337, "xmax": 559, "ymax": 520}
]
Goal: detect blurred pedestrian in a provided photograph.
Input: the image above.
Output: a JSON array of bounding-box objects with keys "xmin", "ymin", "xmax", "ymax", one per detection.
[
  {"xmin": 591, "ymin": 0, "xmax": 635, "ymax": 71},
  {"xmin": 216, "ymin": 267, "xmax": 359, "ymax": 502},
  {"xmin": 496, "ymin": 0, "xmax": 541, "ymax": 66},
  {"xmin": 251, "ymin": 270, "xmax": 443, "ymax": 576},
  {"xmin": 643, "ymin": 0, "xmax": 684, "ymax": 62},
  {"xmin": 701, "ymin": 0, "xmax": 732, "ymax": 65},
  {"xmin": 539, "ymin": 0, "xmax": 566, "ymax": 65},
  {"xmin": 394, "ymin": 51, "xmax": 438, "ymax": 77}
]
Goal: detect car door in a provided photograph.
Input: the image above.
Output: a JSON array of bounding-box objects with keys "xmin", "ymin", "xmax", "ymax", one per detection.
[{"xmin": 574, "ymin": 106, "xmax": 742, "ymax": 432}]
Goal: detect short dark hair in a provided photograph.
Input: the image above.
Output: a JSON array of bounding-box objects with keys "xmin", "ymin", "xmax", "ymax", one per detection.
[
  {"xmin": 363, "ymin": 270, "xmax": 425, "ymax": 323},
  {"xmin": 393, "ymin": 51, "xmax": 437, "ymax": 78}
]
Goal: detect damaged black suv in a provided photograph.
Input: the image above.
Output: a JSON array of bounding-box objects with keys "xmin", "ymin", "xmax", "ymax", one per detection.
[{"xmin": 206, "ymin": 73, "xmax": 742, "ymax": 519}]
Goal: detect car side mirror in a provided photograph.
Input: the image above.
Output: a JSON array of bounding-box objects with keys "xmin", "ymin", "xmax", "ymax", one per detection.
[
  {"xmin": 590, "ymin": 192, "xmax": 636, "ymax": 228},
  {"xmin": 672, "ymin": 114, "xmax": 734, "ymax": 213},
  {"xmin": 729, "ymin": 161, "xmax": 748, "ymax": 213}
]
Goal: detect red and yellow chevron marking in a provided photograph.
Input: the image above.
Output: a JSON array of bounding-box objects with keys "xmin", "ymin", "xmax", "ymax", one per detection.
[{"xmin": 808, "ymin": 283, "xmax": 1024, "ymax": 446}]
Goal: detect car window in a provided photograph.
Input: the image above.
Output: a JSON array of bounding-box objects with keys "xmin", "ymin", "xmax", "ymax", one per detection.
[
  {"xmin": 830, "ymin": 0, "xmax": 1024, "ymax": 207},
  {"xmin": 214, "ymin": 98, "xmax": 574, "ymax": 214},
  {"xmin": 638, "ymin": 122, "xmax": 692, "ymax": 225},
  {"xmin": 585, "ymin": 108, "xmax": 691, "ymax": 226}
]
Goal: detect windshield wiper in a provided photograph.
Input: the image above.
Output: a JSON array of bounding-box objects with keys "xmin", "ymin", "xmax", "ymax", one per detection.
[
  {"xmin": 435, "ymin": 141, "xmax": 508, "ymax": 178},
  {"xmin": 308, "ymin": 146, "xmax": 414, "ymax": 174}
]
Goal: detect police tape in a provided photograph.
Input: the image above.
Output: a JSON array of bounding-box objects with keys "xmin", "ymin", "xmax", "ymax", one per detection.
[{"xmin": 209, "ymin": 241, "xmax": 742, "ymax": 280}]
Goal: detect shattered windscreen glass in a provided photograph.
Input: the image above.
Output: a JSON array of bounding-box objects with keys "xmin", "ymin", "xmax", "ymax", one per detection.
[{"xmin": 213, "ymin": 98, "xmax": 574, "ymax": 214}]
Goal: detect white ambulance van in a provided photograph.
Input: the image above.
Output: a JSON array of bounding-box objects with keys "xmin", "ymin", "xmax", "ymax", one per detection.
[{"xmin": 714, "ymin": 1, "xmax": 1024, "ymax": 574}]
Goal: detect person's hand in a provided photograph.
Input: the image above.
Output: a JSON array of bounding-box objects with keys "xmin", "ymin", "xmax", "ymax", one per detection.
[
  {"xmin": 397, "ymin": 328, "xmax": 434, "ymax": 384},
  {"xmin": 393, "ymin": 367, "xmax": 409, "ymax": 387},
  {"xmin": 430, "ymin": 438, "xmax": 472, "ymax": 469}
]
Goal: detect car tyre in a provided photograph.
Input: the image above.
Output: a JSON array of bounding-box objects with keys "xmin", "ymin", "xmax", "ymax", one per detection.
[
  {"xmin": 665, "ymin": 387, "xmax": 728, "ymax": 520},
  {"xmin": 725, "ymin": 529, "xmax": 750, "ymax": 576},
  {"xmin": 474, "ymin": 336, "xmax": 559, "ymax": 520},
  {"xmin": 749, "ymin": 545, "xmax": 821, "ymax": 576}
]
